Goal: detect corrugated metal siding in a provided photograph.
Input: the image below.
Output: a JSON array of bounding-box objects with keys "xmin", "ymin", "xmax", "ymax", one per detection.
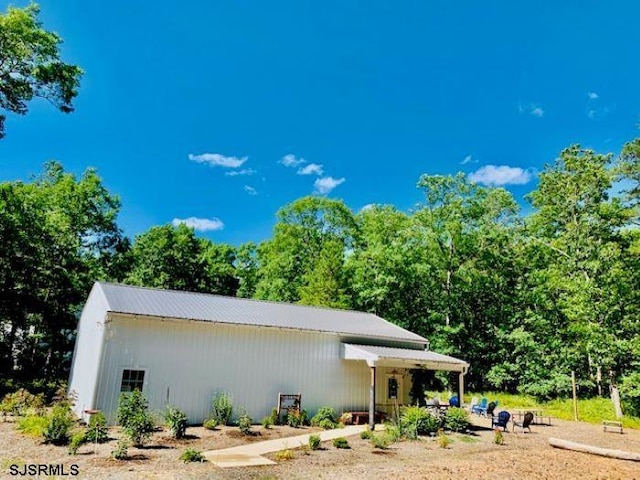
[
  {"xmin": 67, "ymin": 283, "xmax": 108, "ymax": 420},
  {"xmin": 96, "ymin": 282, "xmax": 426, "ymax": 345},
  {"xmin": 97, "ymin": 315, "xmax": 371, "ymax": 424}
]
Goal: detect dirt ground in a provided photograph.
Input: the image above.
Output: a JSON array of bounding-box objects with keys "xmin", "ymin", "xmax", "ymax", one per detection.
[{"xmin": 1, "ymin": 414, "xmax": 639, "ymax": 480}]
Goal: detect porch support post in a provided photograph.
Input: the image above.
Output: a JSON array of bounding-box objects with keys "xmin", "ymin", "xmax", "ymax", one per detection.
[
  {"xmin": 458, "ymin": 371, "xmax": 465, "ymax": 407},
  {"xmin": 369, "ymin": 365, "xmax": 376, "ymax": 430}
]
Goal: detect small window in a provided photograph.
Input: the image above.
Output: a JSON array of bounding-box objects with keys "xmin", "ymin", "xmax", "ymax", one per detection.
[
  {"xmin": 388, "ymin": 377, "xmax": 399, "ymax": 399},
  {"xmin": 120, "ymin": 369, "xmax": 145, "ymax": 392}
]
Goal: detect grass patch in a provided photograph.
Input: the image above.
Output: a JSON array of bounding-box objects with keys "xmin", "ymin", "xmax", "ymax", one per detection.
[
  {"xmin": 17, "ymin": 415, "xmax": 48, "ymax": 437},
  {"xmin": 457, "ymin": 435, "xmax": 479, "ymax": 443}
]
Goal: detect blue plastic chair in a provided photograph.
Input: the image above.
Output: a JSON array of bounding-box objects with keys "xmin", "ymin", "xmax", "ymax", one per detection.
[
  {"xmin": 449, "ymin": 395, "xmax": 460, "ymax": 408},
  {"xmin": 471, "ymin": 397, "xmax": 488, "ymax": 415},
  {"xmin": 491, "ymin": 410, "xmax": 511, "ymax": 431}
]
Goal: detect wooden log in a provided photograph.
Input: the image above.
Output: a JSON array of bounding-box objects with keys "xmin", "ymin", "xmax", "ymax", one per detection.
[{"xmin": 549, "ymin": 437, "xmax": 640, "ymax": 462}]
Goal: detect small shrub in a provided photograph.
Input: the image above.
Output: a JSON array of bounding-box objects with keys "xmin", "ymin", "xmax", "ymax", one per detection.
[
  {"xmin": 339, "ymin": 412, "xmax": 353, "ymax": 425},
  {"xmin": 238, "ymin": 411, "xmax": 253, "ymax": 435},
  {"xmin": 437, "ymin": 429, "xmax": 450, "ymax": 448},
  {"xmin": 318, "ymin": 418, "xmax": 336, "ymax": 430},
  {"xmin": 333, "ymin": 437, "xmax": 349, "ymax": 449},
  {"xmin": 360, "ymin": 429, "xmax": 373, "ymax": 440},
  {"xmin": 443, "ymin": 407, "xmax": 470, "ymax": 432},
  {"xmin": 261, "ymin": 416, "xmax": 273, "ymax": 429},
  {"xmin": 43, "ymin": 405, "xmax": 75, "ymax": 445},
  {"xmin": 180, "ymin": 448, "xmax": 206, "ymax": 463},
  {"xmin": 68, "ymin": 431, "xmax": 86, "ymax": 455},
  {"xmin": 274, "ymin": 449, "xmax": 294, "ymax": 461},
  {"xmin": 300, "ymin": 409, "xmax": 309, "ymax": 426},
  {"xmin": 116, "ymin": 390, "xmax": 155, "ymax": 447},
  {"xmin": 286, "ymin": 410, "xmax": 302, "ymax": 427},
  {"xmin": 493, "ymin": 428, "xmax": 504, "ymax": 445},
  {"xmin": 164, "ymin": 406, "xmax": 188, "ymax": 439},
  {"xmin": 384, "ymin": 424, "xmax": 402, "ymax": 443},
  {"xmin": 111, "ymin": 438, "xmax": 129, "ymax": 460},
  {"xmin": 17, "ymin": 415, "xmax": 48, "ymax": 437},
  {"xmin": 84, "ymin": 412, "xmax": 108, "ymax": 443},
  {"xmin": 0, "ymin": 389, "xmax": 45, "ymax": 417},
  {"xmin": 211, "ymin": 392, "xmax": 233, "ymax": 426},
  {"xmin": 203, "ymin": 418, "xmax": 218, "ymax": 430},
  {"xmin": 308, "ymin": 434, "xmax": 321, "ymax": 450},
  {"xmin": 269, "ymin": 407, "xmax": 280, "ymax": 426},
  {"xmin": 370, "ymin": 433, "xmax": 391, "ymax": 449},
  {"xmin": 400, "ymin": 406, "xmax": 440, "ymax": 439},
  {"xmin": 311, "ymin": 406, "xmax": 336, "ymax": 427},
  {"xmin": 299, "ymin": 443, "xmax": 311, "ymax": 455}
]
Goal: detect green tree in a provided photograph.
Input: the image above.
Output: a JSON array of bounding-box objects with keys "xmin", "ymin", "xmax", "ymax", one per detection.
[
  {"xmin": 0, "ymin": 162, "xmax": 122, "ymax": 384},
  {"xmin": 254, "ymin": 196, "xmax": 356, "ymax": 304},
  {"xmin": 0, "ymin": 3, "xmax": 82, "ymax": 139},
  {"xmin": 125, "ymin": 224, "xmax": 238, "ymax": 295}
]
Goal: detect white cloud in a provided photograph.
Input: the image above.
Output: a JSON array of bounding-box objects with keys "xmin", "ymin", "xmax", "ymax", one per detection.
[
  {"xmin": 172, "ymin": 217, "xmax": 225, "ymax": 232},
  {"xmin": 530, "ymin": 106, "xmax": 544, "ymax": 117},
  {"xmin": 225, "ymin": 168, "xmax": 256, "ymax": 177},
  {"xmin": 244, "ymin": 185, "xmax": 257, "ymax": 195},
  {"xmin": 588, "ymin": 91, "xmax": 599, "ymax": 100},
  {"xmin": 297, "ymin": 163, "xmax": 324, "ymax": 176},
  {"xmin": 588, "ymin": 109, "xmax": 596, "ymax": 118},
  {"xmin": 360, "ymin": 203, "xmax": 375, "ymax": 212},
  {"xmin": 461, "ymin": 155, "xmax": 476, "ymax": 165},
  {"xmin": 314, "ymin": 176, "xmax": 345, "ymax": 194},
  {"xmin": 188, "ymin": 153, "xmax": 247, "ymax": 168},
  {"xmin": 280, "ymin": 154, "xmax": 305, "ymax": 167},
  {"xmin": 469, "ymin": 165, "xmax": 532, "ymax": 186}
]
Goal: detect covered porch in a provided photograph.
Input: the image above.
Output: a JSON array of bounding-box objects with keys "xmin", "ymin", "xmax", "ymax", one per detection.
[{"xmin": 342, "ymin": 343, "xmax": 470, "ymax": 429}]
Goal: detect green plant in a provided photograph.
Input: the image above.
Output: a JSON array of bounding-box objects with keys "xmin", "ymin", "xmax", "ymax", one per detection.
[
  {"xmin": 261, "ymin": 416, "xmax": 273, "ymax": 429},
  {"xmin": 318, "ymin": 418, "xmax": 336, "ymax": 430},
  {"xmin": 400, "ymin": 406, "xmax": 440, "ymax": 439},
  {"xmin": 493, "ymin": 428, "xmax": 504, "ymax": 445},
  {"xmin": 180, "ymin": 448, "xmax": 206, "ymax": 463},
  {"xmin": 370, "ymin": 433, "xmax": 391, "ymax": 449},
  {"xmin": 300, "ymin": 409, "xmax": 309, "ymax": 426},
  {"xmin": 211, "ymin": 392, "xmax": 233, "ymax": 426},
  {"xmin": 68, "ymin": 431, "xmax": 86, "ymax": 455},
  {"xmin": 0, "ymin": 389, "xmax": 45, "ymax": 417},
  {"xmin": 203, "ymin": 418, "xmax": 218, "ymax": 430},
  {"xmin": 111, "ymin": 438, "xmax": 129, "ymax": 460},
  {"xmin": 238, "ymin": 411, "xmax": 253, "ymax": 435},
  {"xmin": 437, "ymin": 429, "xmax": 450, "ymax": 448},
  {"xmin": 443, "ymin": 407, "xmax": 470, "ymax": 432},
  {"xmin": 16, "ymin": 415, "xmax": 48, "ymax": 437},
  {"xmin": 384, "ymin": 424, "xmax": 402, "ymax": 443},
  {"xmin": 116, "ymin": 390, "xmax": 155, "ymax": 447},
  {"xmin": 286, "ymin": 410, "xmax": 303, "ymax": 427},
  {"xmin": 339, "ymin": 412, "xmax": 353, "ymax": 425},
  {"xmin": 164, "ymin": 406, "xmax": 188, "ymax": 439},
  {"xmin": 308, "ymin": 434, "xmax": 321, "ymax": 450},
  {"xmin": 274, "ymin": 449, "xmax": 294, "ymax": 461},
  {"xmin": 84, "ymin": 412, "xmax": 108, "ymax": 443},
  {"xmin": 269, "ymin": 407, "xmax": 280, "ymax": 426},
  {"xmin": 43, "ymin": 405, "xmax": 75, "ymax": 445},
  {"xmin": 311, "ymin": 406, "xmax": 336, "ymax": 427},
  {"xmin": 360, "ymin": 429, "xmax": 373, "ymax": 440},
  {"xmin": 332, "ymin": 437, "xmax": 349, "ymax": 449}
]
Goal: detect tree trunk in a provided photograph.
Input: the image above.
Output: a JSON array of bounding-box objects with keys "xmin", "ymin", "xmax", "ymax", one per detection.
[
  {"xmin": 610, "ymin": 385, "xmax": 624, "ymax": 419},
  {"xmin": 549, "ymin": 438, "xmax": 640, "ymax": 461}
]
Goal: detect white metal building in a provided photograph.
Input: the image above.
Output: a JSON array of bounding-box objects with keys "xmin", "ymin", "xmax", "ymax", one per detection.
[{"xmin": 68, "ymin": 282, "xmax": 469, "ymax": 426}]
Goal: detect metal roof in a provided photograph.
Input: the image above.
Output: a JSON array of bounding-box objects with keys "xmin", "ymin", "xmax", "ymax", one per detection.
[
  {"xmin": 94, "ymin": 282, "xmax": 427, "ymax": 344},
  {"xmin": 343, "ymin": 343, "xmax": 469, "ymax": 372}
]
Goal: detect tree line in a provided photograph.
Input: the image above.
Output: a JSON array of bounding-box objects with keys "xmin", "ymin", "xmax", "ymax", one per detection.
[{"xmin": 1, "ymin": 141, "xmax": 639, "ymax": 414}]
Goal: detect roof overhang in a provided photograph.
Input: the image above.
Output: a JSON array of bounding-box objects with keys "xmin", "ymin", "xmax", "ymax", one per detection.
[{"xmin": 342, "ymin": 343, "xmax": 469, "ymax": 373}]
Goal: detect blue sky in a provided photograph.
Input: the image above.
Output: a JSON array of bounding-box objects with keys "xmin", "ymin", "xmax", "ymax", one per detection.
[{"xmin": 1, "ymin": 0, "xmax": 638, "ymax": 245}]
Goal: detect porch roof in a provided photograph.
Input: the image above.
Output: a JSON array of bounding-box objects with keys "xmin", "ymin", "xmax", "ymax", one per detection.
[{"xmin": 342, "ymin": 343, "xmax": 469, "ymax": 373}]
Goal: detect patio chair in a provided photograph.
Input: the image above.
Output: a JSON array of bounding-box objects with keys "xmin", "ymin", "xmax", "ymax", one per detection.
[
  {"xmin": 486, "ymin": 401, "xmax": 499, "ymax": 417},
  {"xmin": 471, "ymin": 397, "xmax": 488, "ymax": 415},
  {"xmin": 449, "ymin": 395, "xmax": 460, "ymax": 408},
  {"xmin": 513, "ymin": 411, "xmax": 534, "ymax": 433},
  {"xmin": 491, "ymin": 410, "xmax": 511, "ymax": 431}
]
